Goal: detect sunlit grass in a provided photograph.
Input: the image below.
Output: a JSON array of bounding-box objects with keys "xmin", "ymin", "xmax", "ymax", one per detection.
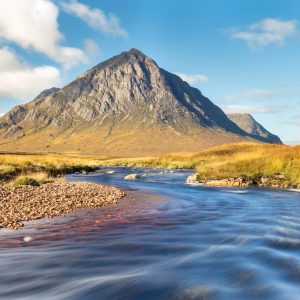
[
  {"xmin": 1, "ymin": 143, "xmax": 299, "ymax": 187},
  {"xmin": 0, "ymin": 154, "xmax": 102, "ymax": 181},
  {"xmin": 99, "ymin": 143, "xmax": 300, "ymax": 187}
]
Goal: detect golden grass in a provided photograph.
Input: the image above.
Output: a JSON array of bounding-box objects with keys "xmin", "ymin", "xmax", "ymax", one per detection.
[
  {"xmin": 10, "ymin": 172, "xmax": 50, "ymax": 186},
  {"xmin": 99, "ymin": 143, "xmax": 300, "ymax": 186},
  {"xmin": 0, "ymin": 153, "xmax": 103, "ymax": 181},
  {"xmin": 191, "ymin": 143, "xmax": 300, "ymax": 184},
  {"xmin": 1, "ymin": 142, "xmax": 299, "ymax": 187},
  {"xmin": 0, "ymin": 154, "xmax": 99, "ymax": 169}
]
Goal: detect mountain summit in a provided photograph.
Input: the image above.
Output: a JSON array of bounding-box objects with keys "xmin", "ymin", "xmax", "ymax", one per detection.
[
  {"xmin": 0, "ymin": 49, "xmax": 281, "ymax": 156},
  {"xmin": 227, "ymin": 113, "xmax": 282, "ymax": 144}
]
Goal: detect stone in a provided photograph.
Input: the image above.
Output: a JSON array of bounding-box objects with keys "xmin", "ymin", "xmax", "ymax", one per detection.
[
  {"xmin": 23, "ymin": 236, "xmax": 33, "ymax": 243},
  {"xmin": 124, "ymin": 174, "xmax": 141, "ymax": 180},
  {"xmin": 186, "ymin": 174, "xmax": 199, "ymax": 184},
  {"xmin": 204, "ymin": 178, "xmax": 249, "ymax": 187},
  {"xmin": 107, "ymin": 170, "xmax": 117, "ymax": 174}
]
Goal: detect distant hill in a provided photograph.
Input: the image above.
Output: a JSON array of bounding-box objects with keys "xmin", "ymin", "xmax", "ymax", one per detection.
[
  {"xmin": 227, "ymin": 113, "xmax": 282, "ymax": 144},
  {"xmin": 0, "ymin": 49, "xmax": 281, "ymax": 156}
]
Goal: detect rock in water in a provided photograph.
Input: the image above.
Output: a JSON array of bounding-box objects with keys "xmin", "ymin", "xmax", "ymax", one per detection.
[
  {"xmin": 107, "ymin": 170, "xmax": 117, "ymax": 174},
  {"xmin": 204, "ymin": 178, "xmax": 249, "ymax": 187},
  {"xmin": 186, "ymin": 174, "xmax": 199, "ymax": 184},
  {"xmin": 124, "ymin": 174, "xmax": 141, "ymax": 180},
  {"xmin": 23, "ymin": 236, "xmax": 33, "ymax": 243}
]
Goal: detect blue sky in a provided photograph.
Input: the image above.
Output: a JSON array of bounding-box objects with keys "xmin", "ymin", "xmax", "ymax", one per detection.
[{"xmin": 0, "ymin": 0, "xmax": 299, "ymax": 144}]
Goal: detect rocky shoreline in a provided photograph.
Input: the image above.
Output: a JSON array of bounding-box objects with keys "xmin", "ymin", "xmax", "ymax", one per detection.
[
  {"xmin": 186, "ymin": 173, "xmax": 298, "ymax": 189},
  {"xmin": 0, "ymin": 182, "xmax": 125, "ymax": 230}
]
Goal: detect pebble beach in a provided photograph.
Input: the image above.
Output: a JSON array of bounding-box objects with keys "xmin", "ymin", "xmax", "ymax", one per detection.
[{"xmin": 0, "ymin": 182, "xmax": 125, "ymax": 229}]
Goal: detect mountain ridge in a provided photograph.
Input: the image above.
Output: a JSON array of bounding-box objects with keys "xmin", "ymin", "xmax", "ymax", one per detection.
[{"xmin": 0, "ymin": 49, "xmax": 282, "ymax": 156}]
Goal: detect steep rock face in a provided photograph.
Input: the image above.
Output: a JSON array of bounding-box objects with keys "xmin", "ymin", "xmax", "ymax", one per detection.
[
  {"xmin": 0, "ymin": 49, "xmax": 244, "ymax": 133},
  {"xmin": 0, "ymin": 48, "xmax": 280, "ymax": 155},
  {"xmin": 227, "ymin": 113, "xmax": 282, "ymax": 144}
]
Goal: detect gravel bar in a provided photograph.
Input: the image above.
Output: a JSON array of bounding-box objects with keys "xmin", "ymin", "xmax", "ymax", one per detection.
[{"xmin": 0, "ymin": 182, "xmax": 125, "ymax": 229}]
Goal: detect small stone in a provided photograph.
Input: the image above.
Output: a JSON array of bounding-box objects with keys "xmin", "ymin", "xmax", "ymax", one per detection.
[
  {"xmin": 186, "ymin": 174, "xmax": 198, "ymax": 184},
  {"xmin": 124, "ymin": 174, "xmax": 140, "ymax": 180},
  {"xmin": 107, "ymin": 170, "xmax": 116, "ymax": 174},
  {"xmin": 23, "ymin": 236, "xmax": 33, "ymax": 243}
]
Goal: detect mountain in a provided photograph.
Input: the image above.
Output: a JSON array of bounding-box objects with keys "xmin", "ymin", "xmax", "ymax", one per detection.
[
  {"xmin": 227, "ymin": 113, "xmax": 282, "ymax": 144},
  {"xmin": 0, "ymin": 49, "xmax": 281, "ymax": 156}
]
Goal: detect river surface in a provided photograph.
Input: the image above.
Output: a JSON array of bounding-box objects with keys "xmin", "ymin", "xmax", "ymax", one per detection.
[{"xmin": 1, "ymin": 167, "xmax": 300, "ymax": 299}]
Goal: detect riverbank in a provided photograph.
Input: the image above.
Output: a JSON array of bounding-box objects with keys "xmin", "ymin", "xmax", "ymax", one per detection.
[
  {"xmin": 192, "ymin": 174, "xmax": 293, "ymax": 189},
  {"xmin": 1, "ymin": 143, "xmax": 299, "ymax": 190},
  {"xmin": 0, "ymin": 153, "xmax": 104, "ymax": 182},
  {"xmin": 0, "ymin": 182, "xmax": 125, "ymax": 230},
  {"xmin": 99, "ymin": 143, "xmax": 300, "ymax": 189}
]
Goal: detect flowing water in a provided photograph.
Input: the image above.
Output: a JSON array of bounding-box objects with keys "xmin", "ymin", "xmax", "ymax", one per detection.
[{"xmin": 1, "ymin": 167, "xmax": 300, "ymax": 299}]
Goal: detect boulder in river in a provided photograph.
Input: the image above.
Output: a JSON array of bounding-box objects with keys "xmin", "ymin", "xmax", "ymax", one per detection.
[
  {"xmin": 186, "ymin": 174, "xmax": 199, "ymax": 184},
  {"xmin": 23, "ymin": 236, "xmax": 33, "ymax": 243},
  {"xmin": 204, "ymin": 178, "xmax": 249, "ymax": 187},
  {"xmin": 107, "ymin": 170, "xmax": 117, "ymax": 174},
  {"xmin": 124, "ymin": 174, "xmax": 141, "ymax": 180}
]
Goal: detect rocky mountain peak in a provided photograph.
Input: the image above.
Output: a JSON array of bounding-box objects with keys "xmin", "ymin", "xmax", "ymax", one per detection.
[
  {"xmin": 0, "ymin": 49, "xmax": 282, "ymax": 156},
  {"xmin": 227, "ymin": 113, "xmax": 282, "ymax": 144}
]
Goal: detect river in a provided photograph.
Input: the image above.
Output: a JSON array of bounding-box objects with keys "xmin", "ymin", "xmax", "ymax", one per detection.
[{"xmin": 1, "ymin": 167, "xmax": 300, "ymax": 299}]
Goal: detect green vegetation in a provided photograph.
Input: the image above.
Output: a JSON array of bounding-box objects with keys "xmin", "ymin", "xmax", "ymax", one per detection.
[{"xmin": 13, "ymin": 176, "xmax": 41, "ymax": 187}]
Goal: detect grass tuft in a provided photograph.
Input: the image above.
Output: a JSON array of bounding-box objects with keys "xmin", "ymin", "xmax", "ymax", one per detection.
[
  {"xmin": 0, "ymin": 154, "xmax": 101, "ymax": 183},
  {"xmin": 13, "ymin": 176, "xmax": 40, "ymax": 187}
]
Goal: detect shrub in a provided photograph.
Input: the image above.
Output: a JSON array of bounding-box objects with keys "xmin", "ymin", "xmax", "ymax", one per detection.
[{"xmin": 13, "ymin": 176, "xmax": 40, "ymax": 187}]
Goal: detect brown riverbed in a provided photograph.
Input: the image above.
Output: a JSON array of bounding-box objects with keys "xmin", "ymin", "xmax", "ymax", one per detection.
[{"xmin": 0, "ymin": 182, "xmax": 125, "ymax": 229}]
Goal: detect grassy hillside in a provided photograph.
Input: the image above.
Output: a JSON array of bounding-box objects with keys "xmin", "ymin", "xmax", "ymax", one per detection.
[{"xmin": 0, "ymin": 125, "xmax": 246, "ymax": 157}]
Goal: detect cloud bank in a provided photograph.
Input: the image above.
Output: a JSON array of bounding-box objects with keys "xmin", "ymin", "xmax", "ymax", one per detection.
[
  {"xmin": 176, "ymin": 73, "xmax": 208, "ymax": 85},
  {"xmin": 223, "ymin": 88, "xmax": 294, "ymax": 102},
  {"xmin": 0, "ymin": 0, "xmax": 125, "ymax": 106},
  {"xmin": 0, "ymin": 48, "xmax": 61, "ymax": 100},
  {"xmin": 231, "ymin": 18, "xmax": 297, "ymax": 49},
  {"xmin": 61, "ymin": 0, "xmax": 127, "ymax": 37},
  {"xmin": 0, "ymin": 0, "xmax": 87, "ymax": 69},
  {"xmin": 221, "ymin": 104, "xmax": 283, "ymax": 114}
]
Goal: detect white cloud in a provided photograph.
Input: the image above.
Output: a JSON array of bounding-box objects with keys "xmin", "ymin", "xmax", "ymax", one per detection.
[
  {"xmin": 242, "ymin": 89, "xmax": 276, "ymax": 99},
  {"xmin": 222, "ymin": 104, "xmax": 283, "ymax": 114},
  {"xmin": 176, "ymin": 73, "xmax": 208, "ymax": 85},
  {"xmin": 0, "ymin": 48, "xmax": 61, "ymax": 100},
  {"xmin": 231, "ymin": 18, "xmax": 298, "ymax": 49},
  {"xmin": 0, "ymin": 0, "xmax": 87, "ymax": 68},
  {"xmin": 61, "ymin": 0, "xmax": 127, "ymax": 37},
  {"xmin": 223, "ymin": 88, "xmax": 295, "ymax": 102}
]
